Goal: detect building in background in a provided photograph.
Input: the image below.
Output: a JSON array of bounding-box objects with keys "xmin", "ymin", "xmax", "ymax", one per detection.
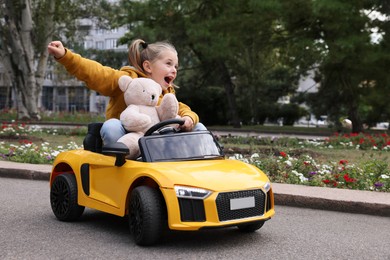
[
  {"xmin": 41, "ymin": 19, "xmax": 128, "ymax": 115},
  {"xmin": 0, "ymin": 18, "xmax": 128, "ymax": 115}
]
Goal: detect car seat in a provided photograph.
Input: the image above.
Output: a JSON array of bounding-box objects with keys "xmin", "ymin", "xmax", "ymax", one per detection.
[{"xmin": 83, "ymin": 123, "xmax": 103, "ymax": 153}]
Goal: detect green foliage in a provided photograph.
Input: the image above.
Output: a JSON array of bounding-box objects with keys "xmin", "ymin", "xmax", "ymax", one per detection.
[
  {"xmin": 2, "ymin": 0, "xmax": 389, "ymax": 130},
  {"xmin": 112, "ymin": 0, "xmax": 389, "ymax": 129},
  {"xmin": 279, "ymin": 104, "xmax": 303, "ymax": 126},
  {"xmin": 113, "ymin": 0, "xmax": 302, "ymax": 126},
  {"xmin": 280, "ymin": 0, "xmax": 390, "ymax": 132},
  {"xmin": 176, "ymin": 86, "xmax": 228, "ymax": 126},
  {"xmin": 74, "ymin": 48, "xmax": 128, "ymax": 70}
]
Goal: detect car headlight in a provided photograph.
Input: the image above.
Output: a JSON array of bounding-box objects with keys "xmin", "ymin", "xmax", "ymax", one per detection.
[
  {"xmin": 174, "ymin": 186, "xmax": 211, "ymax": 200},
  {"xmin": 263, "ymin": 182, "xmax": 271, "ymax": 193}
]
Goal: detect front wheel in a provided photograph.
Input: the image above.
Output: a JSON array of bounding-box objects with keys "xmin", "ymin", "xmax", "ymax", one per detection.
[
  {"xmin": 50, "ymin": 173, "xmax": 85, "ymax": 221},
  {"xmin": 128, "ymin": 186, "xmax": 166, "ymax": 246},
  {"xmin": 237, "ymin": 221, "xmax": 265, "ymax": 232}
]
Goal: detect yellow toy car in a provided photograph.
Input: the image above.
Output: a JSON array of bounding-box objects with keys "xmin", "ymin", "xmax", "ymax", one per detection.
[{"xmin": 50, "ymin": 119, "xmax": 275, "ymax": 246}]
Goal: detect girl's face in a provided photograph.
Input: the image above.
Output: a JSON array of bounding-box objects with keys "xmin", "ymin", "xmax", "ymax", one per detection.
[{"xmin": 143, "ymin": 50, "xmax": 178, "ymax": 90}]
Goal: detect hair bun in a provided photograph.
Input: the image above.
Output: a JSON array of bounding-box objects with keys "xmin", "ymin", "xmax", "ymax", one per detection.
[{"xmin": 141, "ymin": 42, "xmax": 148, "ymax": 49}]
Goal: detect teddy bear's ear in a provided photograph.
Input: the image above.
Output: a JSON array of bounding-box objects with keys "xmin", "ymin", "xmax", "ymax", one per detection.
[{"xmin": 118, "ymin": 75, "xmax": 133, "ymax": 92}]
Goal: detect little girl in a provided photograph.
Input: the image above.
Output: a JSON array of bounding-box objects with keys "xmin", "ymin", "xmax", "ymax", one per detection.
[{"xmin": 47, "ymin": 39, "xmax": 206, "ymax": 145}]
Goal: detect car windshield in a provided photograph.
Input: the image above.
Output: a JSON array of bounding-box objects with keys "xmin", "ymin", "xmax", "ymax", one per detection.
[{"xmin": 139, "ymin": 131, "xmax": 224, "ymax": 162}]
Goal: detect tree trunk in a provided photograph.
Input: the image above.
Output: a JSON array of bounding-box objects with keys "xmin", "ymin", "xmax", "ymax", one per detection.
[
  {"xmin": 35, "ymin": 0, "xmax": 55, "ymax": 109},
  {"xmin": 349, "ymin": 106, "xmax": 363, "ymax": 133},
  {"xmin": 3, "ymin": 0, "xmax": 40, "ymax": 120},
  {"xmin": 338, "ymin": 72, "xmax": 363, "ymax": 133},
  {"xmin": 216, "ymin": 61, "xmax": 241, "ymax": 128},
  {"xmin": 0, "ymin": 47, "xmax": 13, "ymax": 109}
]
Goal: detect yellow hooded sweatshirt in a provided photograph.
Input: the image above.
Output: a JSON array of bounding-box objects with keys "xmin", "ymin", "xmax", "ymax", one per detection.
[{"xmin": 56, "ymin": 49, "xmax": 199, "ymax": 124}]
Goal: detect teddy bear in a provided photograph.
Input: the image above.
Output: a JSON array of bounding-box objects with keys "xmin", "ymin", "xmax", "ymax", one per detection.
[{"xmin": 116, "ymin": 75, "xmax": 179, "ymax": 159}]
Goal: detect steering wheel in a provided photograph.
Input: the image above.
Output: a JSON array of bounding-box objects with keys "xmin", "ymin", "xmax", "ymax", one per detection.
[{"xmin": 144, "ymin": 118, "xmax": 185, "ymax": 137}]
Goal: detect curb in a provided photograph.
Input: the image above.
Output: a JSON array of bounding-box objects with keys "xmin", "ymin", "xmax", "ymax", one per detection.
[
  {"xmin": 0, "ymin": 161, "xmax": 389, "ymax": 217},
  {"xmin": 0, "ymin": 167, "xmax": 50, "ymax": 181},
  {"xmin": 0, "ymin": 161, "xmax": 51, "ymax": 181},
  {"xmin": 273, "ymin": 186, "xmax": 390, "ymax": 217}
]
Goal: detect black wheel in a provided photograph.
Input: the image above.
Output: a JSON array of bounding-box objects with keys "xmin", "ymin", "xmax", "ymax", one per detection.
[
  {"xmin": 237, "ymin": 221, "xmax": 265, "ymax": 232},
  {"xmin": 128, "ymin": 186, "xmax": 166, "ymax": 246},
  {"xmin": 50, "ymin": 173, "xmax": 85, "ymax": 221}
]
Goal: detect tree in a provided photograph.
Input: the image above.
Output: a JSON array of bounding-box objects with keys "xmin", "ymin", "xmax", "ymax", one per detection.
[
  {"xmin": 279, "ymin": 0, "xmax": 389, "ymax": 132},
  {"xmin": 114, "ymin": 0, "xmax": 300, "ymax": 127},
  {"xmin": 0, "ymin": 0, "xmax": 112, "ymax": 120},
  {"xmin": 0, "ymin": 0, "xmax": 53, "ymax": 119},
  {"xmin": 362, "ymin": 0, "xmax": 390, "ymax": 128}
]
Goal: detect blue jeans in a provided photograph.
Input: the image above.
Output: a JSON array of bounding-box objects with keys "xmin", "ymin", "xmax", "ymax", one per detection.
[{"xmin": 100, "ymin": 118, "xmax": 208, "ymax": 145}]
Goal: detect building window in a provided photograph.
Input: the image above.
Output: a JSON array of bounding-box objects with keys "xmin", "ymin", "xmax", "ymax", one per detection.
[
  {"xmin": 96, "ymin": 41, "xmax": 104, "ymax": 50},
  {"xmin": 95, "ymin": 28, "xmax": 105, "ymax": 35},
  {"xmin": 105, "ymin": 38, "xmax": 117, "ymax": 49},
  {"xmin": 84, "ymin": 40, "xmax": 94, "ymax": 49}
]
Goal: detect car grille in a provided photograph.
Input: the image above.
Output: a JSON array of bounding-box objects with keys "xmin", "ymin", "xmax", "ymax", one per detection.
[
  {"xmin": 216, "ymin": 189, "xmax": 266, "ymax": 221},
  {"xmin": 266, "ymin": 190, "xmax": 272, "ymax": 212},
  {"xmin": 178, "ymin": 198, "xmax": 206, "ymax": 222}
]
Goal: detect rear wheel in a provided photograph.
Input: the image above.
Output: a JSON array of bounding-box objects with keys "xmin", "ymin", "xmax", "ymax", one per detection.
[
  {"xmin": 128, "ymin": 186, "xmax": 166, "ymax": 246},
  {"xmin": 237, "ymin": 221, "xmax": 265, "ymax": 232},
  {"xmin": 50, "ymin": 173, "xmax": 84, "ymax": 221}
]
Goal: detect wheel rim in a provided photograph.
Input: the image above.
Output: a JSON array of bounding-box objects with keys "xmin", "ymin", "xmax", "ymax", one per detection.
[
  {"xmin": 50, "ymin": 178, "xmax": 70, "ymax": 218},
  {"xmin": 129, "ymin": 195, "xmax": 143, "ymax": 241}
]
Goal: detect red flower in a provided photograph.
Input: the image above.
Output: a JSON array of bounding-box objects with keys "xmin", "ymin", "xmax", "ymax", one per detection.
[
  {"xmin": 343, "ymin": 173, "xmax": 356, "ymax": 183},
  {"xmin": 280, "ymin": 151, "xmax": 287, "ymax": 157},
  {"xmin": 19, "ymin": 139, "xmax": 32, "ymax": 145},
  {"xmin": 323, "ymin": 179, "xmax": 330, "ymax": 184},
  {"xmin": 339, "ymin": 160, "xmax": 348, "ymax": 165}
]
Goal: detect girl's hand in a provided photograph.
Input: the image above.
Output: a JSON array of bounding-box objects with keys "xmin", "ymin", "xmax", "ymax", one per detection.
[
  {"xmin": 180, "ymin": 116, "xmax": 194, "ymax": 132},
  {"xmin": 47, "ymin": 41, "xmax": 66, "ymax": 59}
]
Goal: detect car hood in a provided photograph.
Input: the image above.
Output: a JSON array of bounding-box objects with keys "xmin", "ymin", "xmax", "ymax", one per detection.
[{"xmin": 150, "ymin": 159, "xmax": 269, "ymax": 191}]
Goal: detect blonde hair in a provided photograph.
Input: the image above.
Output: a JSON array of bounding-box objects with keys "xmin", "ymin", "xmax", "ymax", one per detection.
[{"xmin": 128, "ymin": 39, "xmax": 177, "ymax": 74}]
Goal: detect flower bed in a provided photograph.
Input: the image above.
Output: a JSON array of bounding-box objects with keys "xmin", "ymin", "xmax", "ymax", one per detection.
[
  {"xmin": 230, "ymin": 151, "xmax": 389, "ymax": 192},
  {"xmin": 1, "ymin": 123, "xmax": 389, "ymax": 192},
  {"xmin": 0, "ymin": 123, "xmax": 83, "ymax": 164},
  {"xmin": 325, "ymin": 132, "xmax": 390, "ymax": 151}
]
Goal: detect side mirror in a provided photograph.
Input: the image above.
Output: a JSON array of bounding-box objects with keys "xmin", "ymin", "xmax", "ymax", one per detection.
[{"xmin": 102, "ymin": 142, "xmax": 129, "ymax": 167}]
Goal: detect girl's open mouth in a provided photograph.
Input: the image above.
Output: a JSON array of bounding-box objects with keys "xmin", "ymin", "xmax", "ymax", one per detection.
[{"xmin": 164, "ymin": 76, "xmax": 174, "ymax": 85}]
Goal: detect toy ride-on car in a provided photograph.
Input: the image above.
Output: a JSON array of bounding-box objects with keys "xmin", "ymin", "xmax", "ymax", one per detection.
[{"xmin": 49, "ymin": 119, "xmax": 275, "ymax": 246}]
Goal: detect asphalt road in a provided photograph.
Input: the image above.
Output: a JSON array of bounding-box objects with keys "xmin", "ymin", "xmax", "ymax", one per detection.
[{"xmin": 1, "ymin": 178, "xmax": 389, "ymax": 260}]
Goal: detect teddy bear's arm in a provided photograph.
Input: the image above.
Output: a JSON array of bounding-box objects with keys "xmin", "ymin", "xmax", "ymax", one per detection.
[{"xmin": 156, "ymin": 93, "xmax": 179, "ymax": 121}]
